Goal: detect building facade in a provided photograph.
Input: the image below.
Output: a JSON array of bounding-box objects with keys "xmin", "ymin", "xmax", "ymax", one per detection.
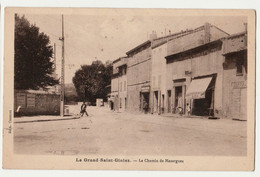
[
  {"xmin": 110, "ymin": 57, "xmax": 128, "ymax": 111},
  {"xmin": 126, "ymin": 40, "xmax": 152, "ymax": 113},
  {"xmin": 150, "ymin": 30, "xmax": 195, "ymax": 115},
  {"xmin": 165, "ymin": 23, "xmax": 229, "ymax": 117},
  {"xmin": 222, "ymin": 32, "xmax": 247, "ymax": 120},
  {"xmin": 110, "ymin": 23, "xmax": 248, "ymax": 120}
]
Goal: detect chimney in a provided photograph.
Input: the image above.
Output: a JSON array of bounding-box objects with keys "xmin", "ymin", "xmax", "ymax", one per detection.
[
  {"xmin": 150, "ymin": 31, "xmax": 157, "ymax": 40},
  {"xmin": 244, "ymin": 23, "xmax": 248, "ymax": 32},
  {"xmin": 204, "ymin": 22, "xmax": 211, "ymax": 43}
]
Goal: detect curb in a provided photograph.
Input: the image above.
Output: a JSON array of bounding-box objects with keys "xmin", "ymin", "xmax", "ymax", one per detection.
[{"xmin": 14, "ymin": 116, "xmax": 80, "ymax": 124}]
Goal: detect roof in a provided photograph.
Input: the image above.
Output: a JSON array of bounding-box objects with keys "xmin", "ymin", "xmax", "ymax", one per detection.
[
  {"xmin": 222, "ymin": 31, "xmax": 246, "ymax": 40},
  {"xmin": 112, "ymin": 58, "xmax": 120, "ymax": 64},
  {"xmin": 165, "ymin": 39, "xmax": 223, "ymax": 61},
  {"xmin": 112, "ymin": 56, "xmax": 128, "ymax": 64},
  {"xmin": 126, "ymin": 40, "xmax": 151, "ymax": 56}
]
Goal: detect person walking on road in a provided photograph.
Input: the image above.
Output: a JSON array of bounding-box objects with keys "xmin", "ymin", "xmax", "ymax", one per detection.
[{"xmin": 80, "ymin": 101, "xmax": 89, "ymax": 117}]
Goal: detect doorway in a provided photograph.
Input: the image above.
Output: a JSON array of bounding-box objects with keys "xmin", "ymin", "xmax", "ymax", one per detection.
[
  {"xmin": 154, "ymin": 91, "xmax": 159, "ymax": 113},
  {"xmin": 141, "ymin": 92, "xmax": 149, "ymax": 113},
  {"xmin": 193, "ymin": 88, "xmax": 213, "ymax": 116},
  {"xmin": 167, "ymin": 90, "xmax": 171, "ymax": 113},
  {"xmin": 162, "ymin": 94, "xmax": 165, "ymax": 114},
  {"xmin": 174, "ymin": 86, "xmax": 183, "ymax": 113}
]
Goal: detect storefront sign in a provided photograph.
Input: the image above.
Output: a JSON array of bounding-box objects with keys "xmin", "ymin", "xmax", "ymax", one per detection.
[
  {"xmin": 231, "ymin": 81, "xmax": 247, "ymax": 89},
  {"xmin": 27, "ymin": 94, "xmax": 35, "ymax": 107}
]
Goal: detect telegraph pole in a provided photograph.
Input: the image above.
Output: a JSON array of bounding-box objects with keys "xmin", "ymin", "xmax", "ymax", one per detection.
[
  {"xmin": 53, "ymin": 43, "xmax": 56, "ymax": 72},
  {"xmin": 59, "ymin": 15, "xmax": 65, "ymax": 117}
]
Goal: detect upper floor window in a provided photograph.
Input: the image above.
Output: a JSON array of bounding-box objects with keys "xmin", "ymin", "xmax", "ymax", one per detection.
[{"xmin": 236, "ymin": 56, "xmax": 245, "ymax": 76}]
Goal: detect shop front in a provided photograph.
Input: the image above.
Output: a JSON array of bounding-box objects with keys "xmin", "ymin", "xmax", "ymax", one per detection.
[
  {"xmin": 186, "ymin": 75, "xmax": 216, "ymax": 116},
  {"xmin": 140, "ymin": 86, "xmax": 150, "ymax": 113}
]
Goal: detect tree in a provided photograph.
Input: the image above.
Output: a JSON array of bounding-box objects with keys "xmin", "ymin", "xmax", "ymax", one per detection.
[
  {"xmin": 73, "ymin": 60, "xmax": 112, "ymax": 104},
  {"xmin": 15, "ymin": 14, "xmax": 59, "ymax": 90},
  {"xmin": 64, "ymin": 83, "xmax": 78, "ymax": 104}
]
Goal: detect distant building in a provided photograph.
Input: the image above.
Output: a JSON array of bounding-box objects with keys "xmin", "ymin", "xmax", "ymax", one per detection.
[{"xmin": 110, "ymin": 56, "xmax": 128, "ymax": 111}]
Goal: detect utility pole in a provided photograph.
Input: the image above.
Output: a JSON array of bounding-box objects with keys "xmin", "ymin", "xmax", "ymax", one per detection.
[
  {"xmin": 59, "ymin": 15, "xmax": 65, "ymax": 117},
  {"xmin": 53, "ymin": 43, "xmax": 56, "ymax": 72}
]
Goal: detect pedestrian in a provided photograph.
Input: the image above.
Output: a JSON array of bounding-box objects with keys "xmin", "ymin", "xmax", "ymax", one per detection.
[
  {"xmin": 187, "ymin": 103, "xmax": 191, "ymax": 117},
  {"xmin": 80, "ymin": 101, "xmax": 89, "ymax": 117},
  {"xmin": 143, "ymin": 101, "xmax": 148, "ymax": 114},
  {"xmin": 177, "ymin": 106, "xmax": 183, "ymax": 116}
]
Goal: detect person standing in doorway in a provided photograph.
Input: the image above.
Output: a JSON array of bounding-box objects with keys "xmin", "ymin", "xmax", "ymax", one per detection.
[
  {"xmin": 80, "ymin": 101, "xmax": 89, "ymax": 117},
  {"xmin": 177, "ymin": 93, "xmax": 183, "ymax": 116},
  {"xmin": 187, "ymin": 103, "xmax": 191, "ymax": 117}
]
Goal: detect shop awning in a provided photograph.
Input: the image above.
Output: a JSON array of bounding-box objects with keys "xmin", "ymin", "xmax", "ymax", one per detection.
[{"xmin": 186, "ymin": 77, "xmax": 212, "ymax": 99}]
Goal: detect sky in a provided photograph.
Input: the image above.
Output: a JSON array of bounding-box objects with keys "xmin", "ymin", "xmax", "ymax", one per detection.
[{"xmin": 22, "ymin": 13, "xmax": 247, "ymax": 84}]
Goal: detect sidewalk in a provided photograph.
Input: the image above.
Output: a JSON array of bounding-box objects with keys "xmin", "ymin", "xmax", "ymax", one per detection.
[
  {"xmin": 14, "ymin": 114, "xmax": 80, "ymax": 124},
  {"xmin": 161, "ymin": 113, "xmax": 209, "ymax": 119}
]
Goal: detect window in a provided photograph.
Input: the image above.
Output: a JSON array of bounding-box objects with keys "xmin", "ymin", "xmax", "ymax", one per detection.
[
  {"xmin": 120, "ymin": 82, "xmax": 122, "ymax": 92},
  {"xmin": 124, "ymin": 81, "xmax": 126, "ymax": 91},
  {"xmin": 236, "ymin": 57, "xmax": 244, "ymax": 76}
]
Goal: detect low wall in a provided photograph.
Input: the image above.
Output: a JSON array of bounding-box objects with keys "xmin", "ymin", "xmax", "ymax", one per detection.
[{"xmin": 14, "ymin": 90, "xmax": 60, "ymax": 116}]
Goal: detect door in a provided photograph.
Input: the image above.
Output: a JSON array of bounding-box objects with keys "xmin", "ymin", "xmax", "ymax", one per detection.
[
  {"xmin": 231, "ymin": 89, "xmax": 241, "ymax": 119},
  {"xmin": 162, "ymin": 94, "xmax": 165, "ymax": 114},
  {"xmin": 154, "ymin": 91, "xmax": 158, "ymax": 113},
  {"xmin": 167, "ymin": 90, "xmax": 171, "ymax": 113},
  {"xmin": 240, "ymin": 88, "xmax": 247, "ymax": 120}
]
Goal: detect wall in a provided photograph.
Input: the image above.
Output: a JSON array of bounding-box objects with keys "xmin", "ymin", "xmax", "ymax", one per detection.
[
  {"xmin": 111, "ymin": 77, "xmax": 118, "ymax": 93},
  {"xmin": 151, "ymin": 43, "xmax": 167, "ymax": 113},
  {"xmin": 222, "ymin": 52, "xmax": 247, "ymax": 120},
  {"xmin": 127, "ymin": 46, "xmax": 151, "ymax": 113},
  {"xmin": 14, "ymin": 90, "xmax": 60, "ymax": 116},
  {"xmin": 167, "ymin": 24, "xmax": 229, "ymax": 57},
  {"xmin": 167, "ymin": 29, "xmax": 205, "ymax": 56},
  {"xmin": 222, "ymin": 33, "xmax": 247, "ymax": 120},
  {"xmin": 118, "ymin": 73, "xmax": 127, "ymax": 111},
  {"xmin": 210, "ymin": 26, "xmax": 230, "ymax": 41},
  {"xmin": 222, "ymin": 33, "xmax": 247, "ymax": 55}
]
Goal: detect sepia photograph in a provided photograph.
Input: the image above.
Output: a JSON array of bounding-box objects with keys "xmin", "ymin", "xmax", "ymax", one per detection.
[{"xmin": 2, "ymin": 8, "xmax": 256, "ymax": 170}]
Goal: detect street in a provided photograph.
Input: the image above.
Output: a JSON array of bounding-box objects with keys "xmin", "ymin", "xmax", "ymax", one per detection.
[{"xmin": 14, "ymin": 106, "xmax": 247, "ymax": 156}]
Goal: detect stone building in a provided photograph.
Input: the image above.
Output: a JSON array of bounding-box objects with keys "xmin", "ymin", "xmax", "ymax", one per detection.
[
  {"xmin": 150, "ymin": 30, "xmax": 195, "ymax": 115},
  {"xmin": 222, "ymin": 32, "xmax": 247, "ymax": 120},
  {"xmin": 165, "ymin": 23, "xmax": 229, "ymax": 117},
  {"xmin": 110, "ymin": 56, "xmax": 128, "ymax": 111},
  {"xmin": 110, "ymin": 22, "xmax": 248, "ymax": 120},
  {"xmin": 126, "ymin": 40, "xmax": 153, "ymax": 113}
]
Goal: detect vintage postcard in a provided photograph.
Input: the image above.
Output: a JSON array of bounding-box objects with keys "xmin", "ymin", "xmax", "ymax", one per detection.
[{"xmin": 2, "ymin": 8, "xmax": 255, "ymax": 170}]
